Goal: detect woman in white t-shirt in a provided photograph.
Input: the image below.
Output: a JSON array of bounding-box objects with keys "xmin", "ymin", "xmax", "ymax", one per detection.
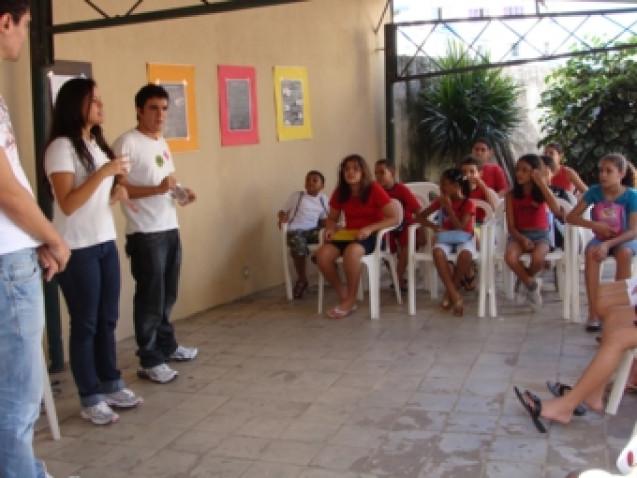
[{"xmin": 44, "ymin": 78, "xmax": 142, "ymax": 425}]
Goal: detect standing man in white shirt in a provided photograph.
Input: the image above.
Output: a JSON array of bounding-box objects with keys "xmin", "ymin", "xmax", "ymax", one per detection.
[
  {"xmin": 113, "ymin": 84, "xmax": 197, "ymax": 384},
  {"xmin": 0, "ymin": 2, "xmax": 71, "ymax": 477}
]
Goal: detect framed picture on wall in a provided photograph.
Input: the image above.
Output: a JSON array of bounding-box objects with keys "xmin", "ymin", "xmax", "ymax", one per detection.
[
  {"xmin": 273, "ymin": 66, "xmax": 312, "ymax": 141},
  {"xmin": 147, "ymin": 63, "xmax": 199, "ymax": 152},
  {"xmin": 45, "ymin": 60, "xmax": 93, "ymax": 107},
  {"xmin": 218, "ymin": 65, "xmax": 259, "ymax": 146}
]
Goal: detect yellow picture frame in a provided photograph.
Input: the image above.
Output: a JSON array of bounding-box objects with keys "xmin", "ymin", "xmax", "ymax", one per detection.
[
  {"xmin": 273, "ymin": 66, "xmax": 312, "ymax": 141},
  {"xmin": 147, "ymin": 63, "xmax": 199, "ymax": 153}
]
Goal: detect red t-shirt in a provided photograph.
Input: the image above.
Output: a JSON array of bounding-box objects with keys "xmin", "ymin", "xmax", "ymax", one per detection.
[
  {"xmin": 481, "ymin": 162, "xmax": 509, "ymax": 193},
  {"xmin": 468, "ymin": 187, "xmax": 487, "ymax": 223},
  {"xmin": 429, "ymin": 197, "xmax": 476, "ymax": 234},
  {"xmin": 329, "ymin": 181, "xmax": 391, "ymax": 229},
  {"xmin": 551, "ymin": 166, "xmax": 575, "ymax": 193},
  {"xmin": 385, "ymin": 182, "xmax": 421, "ymax": 225},
  {"xmin": 511, "ymin": 194, "xmax": 549, "ymax": 230}
]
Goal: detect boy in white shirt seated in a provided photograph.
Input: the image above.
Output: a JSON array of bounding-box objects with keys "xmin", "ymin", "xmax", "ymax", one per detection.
[{"xmin": 278, "ymin": 170, "xmax": 328, "ymax": 298}]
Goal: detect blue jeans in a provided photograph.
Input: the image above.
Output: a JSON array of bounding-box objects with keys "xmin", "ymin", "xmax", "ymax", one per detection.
[
  {"xmin": 57, "ymin": 241, "xmax": 124, "ymax": 407},
  {"xmin": 125, "ymin": 229, "xmax": 180, "ymax": 368},
  {"xmin": 0, "ymin": 248, "xmax": 46, "ymax": 478}
]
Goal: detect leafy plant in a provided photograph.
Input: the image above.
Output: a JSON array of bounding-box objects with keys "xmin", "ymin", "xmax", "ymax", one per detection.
[
  {"xmin": 405, "ymin": 42, "xmax": 522, "ymax": 181},
  {"xmin": 538, "ymin": 40, "xmax": 637, "ymax": 184}
]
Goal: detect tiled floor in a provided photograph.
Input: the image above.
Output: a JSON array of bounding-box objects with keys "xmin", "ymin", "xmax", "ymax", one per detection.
[{"xmin": 35, "ymin": 276, "xmax": 636, "ymax": 478}]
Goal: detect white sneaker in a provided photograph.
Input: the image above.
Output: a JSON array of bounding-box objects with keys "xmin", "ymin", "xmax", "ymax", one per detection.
[
  {"xmin": 138, "ymin": 363, "xmax": 179, "ymax": 383},
  {"xmin": 169, "ymin": 345, "xmax": 198, "ymax": 361},
  {"xmin": 80, "ymin": 401, "xmax": 119, "ymax": 425},
  {"xmin": 104, "ymin": 388, "xmax": 143, "ymax": 408}
]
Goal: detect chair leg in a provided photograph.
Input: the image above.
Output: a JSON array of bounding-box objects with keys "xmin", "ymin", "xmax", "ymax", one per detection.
[
  {"xmin": 42, "ymin": 354, "xmax": 61, "ymax": 440},
  {"xmin": 606, "ymin": 350, "xmax": 635, "ymax": 415},
  {"xmin": 317, "ymin": 273, "xmax": 324, "ymax": 314},
  {"xmin": 429, "ymin": 265, "xmax": 439, "ymax": 300},
  {"xmin": 368, "ymin": 262, "xmax": 380, "ymax": 320},
  {"xmin": 408, "ymin": 255, "xmax": 416, "ymax": 316}
]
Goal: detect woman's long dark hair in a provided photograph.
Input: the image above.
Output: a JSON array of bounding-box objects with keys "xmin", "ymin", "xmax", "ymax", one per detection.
[
  {"xmin": 336, "ymin": 154, "xmax": 373, "ymax": 203},
  {"xmin": 513, "ymin": 154, "xmax": 545, "ymax": 203},
  {"xmin": 47, "ymin": 78, "xmax": 114, "ymax": 174}
]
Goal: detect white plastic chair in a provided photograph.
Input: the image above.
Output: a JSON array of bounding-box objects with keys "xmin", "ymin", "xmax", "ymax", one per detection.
[
  {"xmin": 407, "ymin": 199, "xmax": 496, "ymax": 318},
  {"xmin": 606, "ymin": 347, "xmax": 637, "ymax": 415},
  {"xmin": 280, "ymin": 222, "xmax": 321, "ymax": 301},
  {"xmin": 317, "ymin": 199, "xmax": 403, "ymax": 320},
  {"xmin": 492, "ymin": 198, "xmax": 573, "ymax": 319}
]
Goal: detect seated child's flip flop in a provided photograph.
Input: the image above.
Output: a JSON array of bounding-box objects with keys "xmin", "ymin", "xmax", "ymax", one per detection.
[
  {"xmin": 326, "ymin": 305, "xmax": 357, "ymax": 319},
  {"xmin": 514, "ymin": 386, "xmax": 547, "ymax": 433},
  {"xmin": 546, "ymin": 381, "xmax": 587, "ymax": 416}
]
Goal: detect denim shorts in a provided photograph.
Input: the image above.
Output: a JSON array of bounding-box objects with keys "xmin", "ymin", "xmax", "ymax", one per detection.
[
  {"xmin": 331, "ymin": 234, "xmax": 378, "ymax": 255},
  {"xmin": 509, "ymin": 229, "xmax": 550, "ymax": 246},
  {"xmin": 586, "ymin": 238, "xmax": 637, "ymax": 255}
]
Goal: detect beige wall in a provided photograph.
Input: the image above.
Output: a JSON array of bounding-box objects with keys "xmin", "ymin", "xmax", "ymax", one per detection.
[{"xmin": 2, "ymin": 0, "xmax": 388, "ymax": 347}]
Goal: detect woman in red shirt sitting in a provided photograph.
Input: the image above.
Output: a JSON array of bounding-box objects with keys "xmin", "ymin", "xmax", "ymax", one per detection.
[
  {"xmin": 315, "ymin": 154, "xmax": 400, "ymax": 319},
  {"xmin": 505, "ymin": 154, "xmax": 561, "ymax": 310}
]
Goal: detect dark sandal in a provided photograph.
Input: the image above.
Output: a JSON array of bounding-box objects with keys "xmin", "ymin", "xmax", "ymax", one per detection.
[
  {"xmin": 546, "ymin": 381, "xmax": 587, "ymax": 416},
  {"xmin": 293, "ymin": 280, "xmax": 308, "ymax": 299},
  {"xmin": 514, "ymin": 386, "xmax": 547, "ymax": 433}
]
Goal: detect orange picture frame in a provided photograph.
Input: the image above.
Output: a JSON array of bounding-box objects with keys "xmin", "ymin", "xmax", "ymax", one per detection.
[{"xmin": 147, "ymin": 63, "xmax": 199, "ymax": 153}]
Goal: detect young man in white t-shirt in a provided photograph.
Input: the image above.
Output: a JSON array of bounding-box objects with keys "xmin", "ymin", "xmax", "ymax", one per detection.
[
  {"xmin": 113, "ymin": 84, "xmax": 197, "ymax": 384},
  {"xmin": 0, "ymin": 3, "xmax": 70, "ymax": 477},
  {"xmin": 277, "ymin": 170, "xmax": 328, "ymax": 298}
]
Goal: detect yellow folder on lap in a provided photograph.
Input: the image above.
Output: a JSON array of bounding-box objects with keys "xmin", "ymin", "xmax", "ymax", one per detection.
[{"xmin": 331, "ymin": 229, "xmax": 359, "ymax": 241}]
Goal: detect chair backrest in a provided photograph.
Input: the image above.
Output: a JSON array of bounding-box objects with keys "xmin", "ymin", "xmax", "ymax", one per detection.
[
  {"xmin": 377, "ymin": 199, "xmax": 404, "ymax": 254},
  {"xmin": 405, "ymin": 182, "xmax": 440, "ymax": 209},
  {"xmin": 472, "ymin": 199, "xmax": 495, "ymax": 223}
]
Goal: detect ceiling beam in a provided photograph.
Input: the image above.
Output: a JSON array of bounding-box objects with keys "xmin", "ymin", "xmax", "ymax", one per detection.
[{"xmin": 52, "ymin": 0, "xmax": 308, "ymax": 35}]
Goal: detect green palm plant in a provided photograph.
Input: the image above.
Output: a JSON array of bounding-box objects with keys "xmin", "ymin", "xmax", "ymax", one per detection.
[{"xmin": 405, "ymin": 42, "xmax": 522, "ymax": 180}]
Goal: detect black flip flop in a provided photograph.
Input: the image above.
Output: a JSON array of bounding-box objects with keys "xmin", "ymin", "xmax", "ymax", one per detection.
[
  {"xmin": 513, "ymin": 386, "xmax": 547, "ymax": 433},
  {"xmin": 546, "ymin": 381, "xmax": 587, "ymax": 416}
]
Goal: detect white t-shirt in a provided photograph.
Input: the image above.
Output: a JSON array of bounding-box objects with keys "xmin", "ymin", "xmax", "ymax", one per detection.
[
  {"xmin": 0, "ymin": 96, "xmax": 40, "ymax": 254},
  {"xmin": 112, "ymin": 129, "xmax": 178, "ymax": 235},
  {"xmin": 44, "ymin": 137, "xmax": 116, "ymax": 250},
  {"xmin": 281, "ymin": 191, "xmax": 328, "ymax": 231}
]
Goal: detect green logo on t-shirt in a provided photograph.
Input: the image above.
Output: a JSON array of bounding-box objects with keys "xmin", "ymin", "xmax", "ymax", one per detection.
[{"xmin": 155, "ymin": 155, "xmax": 164, "ymax": 167}]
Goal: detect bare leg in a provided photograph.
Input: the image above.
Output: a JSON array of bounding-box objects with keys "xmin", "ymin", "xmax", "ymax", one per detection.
[
  {"xmin": 538, "ymin": 305, "xmax": 637, "ymax": 424},
  {"xmin": 597, "ymin": 280, "xmax": 630, "ymax": 318},
  {"xmin": 433, "ymin": 247, "xmax": 460, "ymax": 304},
  {"xmin": 397, "ymin": 246, "xmax": 407, "ymax": 286},
  {"xmin": 454, "ymin": 250, "xmax": 473, "ymax": 289},
  {"xmin": 614, "ymin": 247, "xmax": 633, "ymax": 281},
  {"xmin": 340, "ymin": 243, "xmax": 365, "ymax": 311},
  {"xmin": 505, "ymin": 240, "xmax": 533, "ymax": 286},
  {"xmin": 585, "ymin": 248, "xmax": 601, "ymax": 322},
  {"xmin": 528, "ymin": 242, "xmax": 549, "ymax": 279},
  {"xmin": 316, "ymin": 244, "xmax": 347, "ymax": 301}
]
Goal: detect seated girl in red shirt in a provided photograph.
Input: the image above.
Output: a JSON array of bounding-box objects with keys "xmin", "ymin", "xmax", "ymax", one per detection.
[
  {"xmin": 417, "ymin": 168, "xmax": 476, "ymax": 316},
  {"xmin": 315, "ymin": 154, "xmax": 400, "ymax": 319},
  {"xmin": 543, "ymin": 142, "xmax": 588, "ymax": 196},
  {"xmin": 374, "ymin": 159, "xmax": 424, "ymax": 291},
  {"xmin": 505, "ymin": 154, "xmax": 561, "ymax": 310}
]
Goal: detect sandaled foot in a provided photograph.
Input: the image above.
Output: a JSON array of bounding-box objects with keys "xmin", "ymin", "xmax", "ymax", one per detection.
[
  {"xmin": 440, "ymin": 295, "xmax": 452, "ymax": 310},
  {"xmin": 546, "ymin": 381, "xmax": 587, "ymax": 416},
  {"xmin": 293, "ymin": 280, "xmax": 308, "ymax": 299},
  {"xmin": 452, "ymin": 297, "xmax": 464, "ymax": 317},
  {"xmin": 326, "ymin": 304, "xmax": 357, "ymax": 319},
  {"xmin": 585, "ymin": 319, "xmax": 602, "ymax": 333},
  {"xmin": 513, "ymin": 386, "xmax": 547, "ymax": 433}
]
